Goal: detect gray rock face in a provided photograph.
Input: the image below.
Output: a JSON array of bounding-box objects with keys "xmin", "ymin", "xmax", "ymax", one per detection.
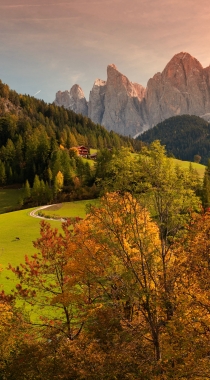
[
  {"xmin": 54, "ymin": 52, "xmax": 210, "ymax": 136},
  {"xmin": 55, "ymin": 84, "xmax": 88, "ymax": 116},
  {"xmin": 101, "ymin": 64, "xmax": 146, "ymax": 136},
  {"xmin": 88, "ymin": 79, "xmax": 106, "ymax": 124},
  {"xmin": 146, "ymin": 52, "xmax": 210, "ymax": 127}
]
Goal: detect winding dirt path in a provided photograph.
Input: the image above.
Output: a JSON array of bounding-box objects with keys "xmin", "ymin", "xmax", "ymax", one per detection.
[{"xmin": 29, "ymin": 204, "xmax": 66, "ymax": 222}]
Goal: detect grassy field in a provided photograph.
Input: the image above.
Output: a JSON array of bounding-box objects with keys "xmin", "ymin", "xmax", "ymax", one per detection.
[
  {"xmin": 131, "ymin": 153, "xmax": 206, "ymax": 178},
  {"xmin": 0, "ymin": 208, "xmax": 58, "ymax": 292},
  {"xmin": 37, "ymin": 200, "xmax": 99, "ymax": 219},
  {"xmin": 171, "ymin": 158, "xmax": 205, "ymax": 178},
  {"xmin": 0, "ymin": 200, "xmax": 97, "ymax": 293}
]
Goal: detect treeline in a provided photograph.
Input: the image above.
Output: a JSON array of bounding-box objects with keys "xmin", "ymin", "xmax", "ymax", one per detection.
[
  {"xmin": 0, "ymin": 79, "xmax": 141, "ymax": 194},
  {"xmin": 139, "ymin": 114, "xmax": 210, "ymax": 164},
  {"xmin": 1, "ymin": 142, "xmax": 210, "ymax": 379}
]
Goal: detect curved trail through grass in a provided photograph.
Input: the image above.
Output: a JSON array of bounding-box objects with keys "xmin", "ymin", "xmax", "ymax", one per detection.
[{"xmin": 29, "ymin": 204, "xmax": 66, "ymax": 222}]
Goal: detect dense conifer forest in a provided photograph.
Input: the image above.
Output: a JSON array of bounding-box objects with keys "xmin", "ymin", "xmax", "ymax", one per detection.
[
  {"xmin": 0, "ymin": 79, "xmax": 143, "ymax": 206},
  {"xmin": 139, "ymin": 114, "xmax": 210, "ymax": 164}
]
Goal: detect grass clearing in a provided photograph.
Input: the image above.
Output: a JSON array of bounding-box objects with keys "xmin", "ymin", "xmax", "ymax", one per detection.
[
  {"xmin": 0, "ymin": 208, "xmax": 59, "ymax": 293},
  {"xmin": 81, "ymin": 156, "xmax": 96, "ymax": 168},
  {"xmin": 171, "ymin": 158, "xmax": 205, "ymax": 178},
  {"xmin": 0, "ymin": 199, "xmax": 97, "ymax": 293},
  {"xmin": 37, "ymin": 200, "xmax": 99, "ymax": 219},
  {"xmin": 132, "ymin": 153, "xmax": 206, "ymax": 178}
]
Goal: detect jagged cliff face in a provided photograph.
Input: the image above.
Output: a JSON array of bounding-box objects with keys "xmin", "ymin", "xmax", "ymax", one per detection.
[
  {"xmin": 54, "ymin": 52, "xmax": 210, "ymax": 136},
  {"xmin": 101, "ymin": 64, "xmax": 146, "ymax": 136},
  {"xmin": 146, "ymin": 52, "xmax": 210, "ymax": 127},
  {"xmin": 54, "ymin": 84, "xmax": 88, "ymax": 116},
  {"xmin": 88, "ymin": 79, "xmax": 106, "ymax": 125}
]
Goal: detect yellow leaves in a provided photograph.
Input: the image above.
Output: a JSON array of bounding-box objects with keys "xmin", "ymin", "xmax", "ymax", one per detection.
[
  {"xmin": 55, "ymin": 170, "xmax": 64, "ymax": 189},
  {"xmin": 0, "ymin": 302, "xmax": 13, "ymax": 329}
]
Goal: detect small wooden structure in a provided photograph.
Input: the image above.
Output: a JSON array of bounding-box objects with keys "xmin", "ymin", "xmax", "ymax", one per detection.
[
  {"xmin": 89, "ymin": 153, "xmax": 97, "ymax": 160},
  {"xmin": 77, "ymin": 146, "xmax": 89, "ymax": 157}
]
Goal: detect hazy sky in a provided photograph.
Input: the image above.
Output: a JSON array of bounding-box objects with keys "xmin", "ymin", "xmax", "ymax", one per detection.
[{"xmin": 1, "ymin": 0, "xmax": 210, "ymax": 103}]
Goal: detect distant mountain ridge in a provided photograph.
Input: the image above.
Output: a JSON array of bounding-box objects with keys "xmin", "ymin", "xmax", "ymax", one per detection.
[{"xmin": 54, "ymin": 52, "xmax": 210, "ymax": 137}]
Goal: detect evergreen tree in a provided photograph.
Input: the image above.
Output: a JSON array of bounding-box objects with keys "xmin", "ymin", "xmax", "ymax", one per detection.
[
  {"xmin": 31, "ymin": 175, "xmax": 41, "ymax": 205},
  {"xmin": 45, "ymin": 182, "xmax": 53, "ymax": 203},
  {"xmin": 202, "ymin": 159, "xmax": 210, "ymax": 210},
  {"xmin": 5, "ymin": 164, "xmax": 13, "ymax": 184},
  {"xmin": 0, "ymin": 160, "xmax": 6, "ymax": 185},
  {"xmin": 24, "ymin": 180, "xmax": 31, "ymax": 199},
  {"xmin": 47, "ymin": 167, "xmax": 53, "ymax": 187}
]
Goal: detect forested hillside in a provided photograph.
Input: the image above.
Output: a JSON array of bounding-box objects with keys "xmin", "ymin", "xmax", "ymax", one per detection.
[
  {"xmin": 0, "ymin": 80, "xmax": 141, "ymax": 185},
  {"xmin": 139, "ymin": 114, "xmax": 210, "ymax": 164}
]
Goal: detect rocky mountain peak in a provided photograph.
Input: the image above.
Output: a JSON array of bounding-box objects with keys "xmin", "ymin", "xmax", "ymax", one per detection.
[
  {"xmin": 107, "ymin": 63, "xmax": 118, "ymax": 70},
  {"xmin": 106, "ymin": 63, "xmax": 142, "ymax": 99},
  {"xmin": 93, "ymin": 78, "xmax": 106, "ymax": 87},
  {"xmin": 70, "ymin": 84, "xmax": 86, "ymax": 99},
  {"xmin": 55, "ymin": 84, "xmax": 88, "ymax": 116},
  {"xmin": 100, "ymin": 64, "xmax": 147, "ymax": 136},
  {"xmin": 163, "ymin": 52, "xmax": 203, "ymax": 81},
  {"xmin": 54, "ymin": 52, "xmax": 210, "ymax": 136}
]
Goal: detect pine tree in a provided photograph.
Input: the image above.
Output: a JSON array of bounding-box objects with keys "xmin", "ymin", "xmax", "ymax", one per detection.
[
  {"xmin": 0, "ymin": 160, "xmax": 6, "ymax": 185},
  {"xmin": 24, "ymin": 180, "xmax": 31, "ymax": 199},
  {"xmin": 31, "ymin": 175, "xmax": 41, "ymax": 205},
  {"xmin": 202, "ymin": 159, "xmax": 210, "ymax": 210}
]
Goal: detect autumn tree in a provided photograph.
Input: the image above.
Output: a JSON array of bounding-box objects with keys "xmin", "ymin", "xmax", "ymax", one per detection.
[
  {"xmin": 95, "ymin": 147, "xmax": 135, "ymax": 193},
  {"xmin": 68, "ymin": 191, "xmax": 206, "ymax": 377},
  {"xmin": 68, "ymin": 192, "xmax": 172, "ymax": 366},
  {"xmin": 9, "ymin": 220, "xmax": 84, "ymax": 341},
  {"xmin": 53, "ymin": 170, "xmax": 64, "ymax": 198},
  {"xmin": 135, "ymin": 141, "xmax": 201, "ymax": 321},
  {"xmin": 7, "ymin": 190, "xmax": 207, "ymax": 378},
  {"xmin": 167, "ymin": 211, "xmax": 210, "ymax": 378}
]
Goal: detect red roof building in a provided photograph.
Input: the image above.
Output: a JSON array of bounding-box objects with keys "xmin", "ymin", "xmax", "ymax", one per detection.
[{"xmin": 77, "ymin": 146, "xmax": 89, "ymax": 157}]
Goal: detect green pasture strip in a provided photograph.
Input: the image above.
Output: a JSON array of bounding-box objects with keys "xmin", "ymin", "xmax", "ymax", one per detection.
[
  {"xmin": 37, "ymin": 200, "xmax": 99, "ymax": 219},
  {"xmin": 132, "ymin": 153, "xmax": 205, "ymax": 178},
  {"xmin": 171, "ymin": 158, "xmax": 205, "ymax": 178},
  {"xmin": 81, "ymin": 156, "xmax": 96, "ymax": 168},
  {"xmin": 0, "ymin": 188, "xmax": 24, "ymax": 214},
  {"xmin": 0, "ymin": 208, "xmax": 60, "ymax": 293},
  {"xmin": 90, "ymin": 148, "xmax": 97, "ymax": 154}
]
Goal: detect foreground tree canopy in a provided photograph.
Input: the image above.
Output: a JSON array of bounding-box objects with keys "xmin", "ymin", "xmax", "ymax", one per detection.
[{"xmin": 1, "ymin": 141, "xmax": 210, "ymax": 379}]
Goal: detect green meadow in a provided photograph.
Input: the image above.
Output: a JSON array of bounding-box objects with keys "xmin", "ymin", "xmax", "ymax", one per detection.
[
  {"xmin": 0, "ymin": 208, "xmax": 58, "ymax": 292},
  {"xmin": 171, "ymin": 158, "xmax": 205, "ymax": 178},
  {"xmin": 132, "ymin": 153, "xmax": 206, "ymax": 178},
  {"xmin": 0, "ymin": 200, "xmax": 97, "ymax": 293},
  {"xmin": 37, "ymin": 200, "xmax": 99, "ymax": 219}
]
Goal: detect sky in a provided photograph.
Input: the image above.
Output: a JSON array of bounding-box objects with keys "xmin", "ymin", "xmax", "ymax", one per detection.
[{"xmin": 1, "ymin": 0, "xmax": 210, "ymax": 103}]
